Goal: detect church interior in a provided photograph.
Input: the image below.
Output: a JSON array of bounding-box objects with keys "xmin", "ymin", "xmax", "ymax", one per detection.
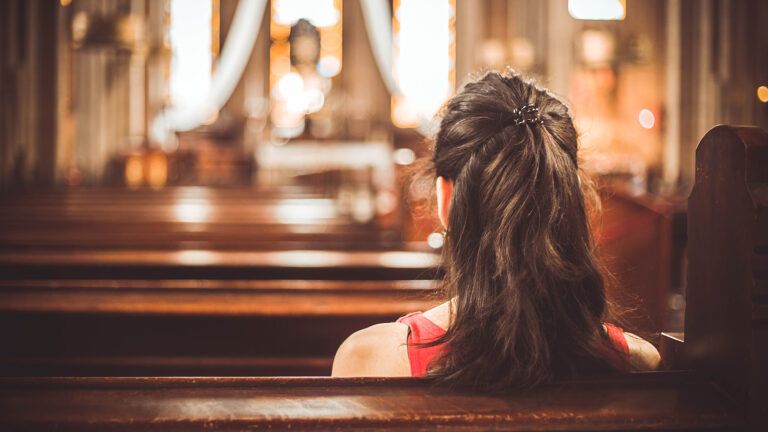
[{"xmin": 0, "ymin": 0, "xmax": 767, "ymax": 429}]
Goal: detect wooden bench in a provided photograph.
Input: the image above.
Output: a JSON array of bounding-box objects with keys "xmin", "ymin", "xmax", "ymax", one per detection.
[
  {"xmin": 0, "ymin": 374, "xmax": 740, "ymax": 431},
  {"xmin": 0, "ymin": 125, "xmax": 763, "ymax": 429},
  {"xmin": 0, "ymin": 279, "xmax": 440, "ymax": 376},
  {"xmin": 0, "ymin": 187, "xmax": 402, "ymax": 250},
  {"xmin": 0, "ymin": 249, "xmax": 441, "ymax": 280},
  {"xmin": 0, "ymin": 187, "xmax": 441, "ymax": 375}
]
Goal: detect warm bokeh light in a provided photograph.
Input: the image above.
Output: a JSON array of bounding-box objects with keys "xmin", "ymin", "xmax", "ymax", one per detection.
[
  {"xmin": 758, "ymin": 86, "xmax": 768, "ymax": 103},
  {"xmin": 638, "ymin": 109, "xmax": 656, "ymax": 129},
  {"xmin": 392, "ymin": 148, "xmax": 416, "ymax": 166},
  {"xmin": 275, "ymin": 199, "xmax": 338, "ymax": 223},
  {"xmin": 169, "ymin": 0, "xmax": 213, "ymax": 109},
  {"xmin": 568, "ymin": 0, "xmax": 626, "ymax": 21},
  {"xmin": 392, "ymin": 0, "xmax": 456, "ymax": 128},
  {"xmin": 174, "ymin": 201, "xmax": 212, "ymax": 224},
  {"xmin": 125, "ymin": 155, "xmax": 143, "ymax": 189},
  {"xmin": 427, "ymin": 232, "xmax": 445, "ymax": 249},
  {"xmin": 146, "ymin": 152, "xmax": 168, "ymax": 189}
]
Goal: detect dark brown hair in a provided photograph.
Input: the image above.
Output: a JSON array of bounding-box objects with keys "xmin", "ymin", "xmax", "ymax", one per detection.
[{"xmin": 428, "ymin": 70, "xmax": 623, "ymax": 389}]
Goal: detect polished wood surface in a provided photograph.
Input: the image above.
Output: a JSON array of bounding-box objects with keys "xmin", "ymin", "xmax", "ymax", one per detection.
[
  {"xmin": 0, "ymin": 374, "xmax": 740, "ymax": 431},
  {"xmin": 0, "ymin": 279, "xmax": 441, "ymax": 376},
  {"xmin": 0, "ymin": 186, "xmax": 441, "ymax": 376},
  {"xmin": 0, "ymin": 279, "xmax": 439, "ymax": 316},
  {"xmin": 0, "ymin": 249, "xmax": 440, "ymax": 280},
  {"xmin": 0, "ymin": 187, "xmax": 401, "ymax": 250}
]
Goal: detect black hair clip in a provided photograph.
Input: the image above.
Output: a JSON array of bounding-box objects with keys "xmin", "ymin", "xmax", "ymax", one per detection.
[{"xmin": 511, "ymin": 104, "xmax": 543, "ymax": 127}]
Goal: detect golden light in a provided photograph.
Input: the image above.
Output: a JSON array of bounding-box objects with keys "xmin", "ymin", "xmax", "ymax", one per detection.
[
  {"xmin": 757, "ymin": 86, "xmax": 768, "ymax": 103},
  {"xmin": 638, "ymin": 109, "xmax": 655, "ymax": 129},
  {"xmin": 568, "ymin": 0, "xmax": 626, "ymax": 21},
  {"xmin": 392, "ymin": 0, "xmax": 456, "ymax": 128},
  {"xmin": 146, "ymin": 151, "xmax": 168, "ymax": 189},
  {"xmin": 124, "ymin": 155, "xmax": 144, "ymax": 189}
]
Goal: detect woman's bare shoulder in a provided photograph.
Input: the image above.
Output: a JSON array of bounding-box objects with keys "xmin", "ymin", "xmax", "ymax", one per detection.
[
  {"xmin": 331, "ymin": 322, "xmax": 411, "ymax": 377},
  {"xmin": 623, "ymin": 332, "xmax": 661, "ymax": 371}
]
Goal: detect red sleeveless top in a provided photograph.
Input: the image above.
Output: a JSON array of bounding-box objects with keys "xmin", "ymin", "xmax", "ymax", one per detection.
[{"xmin": 397, "ymin": 312, "xmax": 631, "ymax": 377}]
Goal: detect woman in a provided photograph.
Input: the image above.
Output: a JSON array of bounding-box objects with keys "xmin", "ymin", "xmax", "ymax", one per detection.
[{"xmin": 332, "ymin": 71, "xmax": 660, "ymax": 388}]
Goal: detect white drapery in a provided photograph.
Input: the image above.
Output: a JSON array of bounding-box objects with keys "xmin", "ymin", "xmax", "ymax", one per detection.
[
  {"xmin": 360, "ymin": 0, "xmax": 435, "ymax": 136},
  {"xmin": 151, "ymin": 0, "xmax": 267, "ymax": 144},
  {"xmin": 151, "ymin": 0, "xmax": 433, "ymax": 144}
]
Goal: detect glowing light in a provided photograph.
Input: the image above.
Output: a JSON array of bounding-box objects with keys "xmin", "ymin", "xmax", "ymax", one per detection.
[
  {"xmin": 638, "ymin": 109, "xmax": 655, "ymax": 129},
  {"xmin": 125, "ymin": 155, "xmax": 143, "ymax": 188},
  {"xmin": 427, "ymin": 232, "xmax": 445, "ymax": 249},
  {"xmin": 304, "ymin": 89, "xmax": 326, "ymax": 113},
  {"xmin": 376, "ymin": 191, "xmax": 398, "ymax": 215},
  {"xmin": 581, "ymin": 30, "xmax": 615, "ymax": 66},
  {"xmin": 568, "ymin": 0, "xmax": 626, "ymax": 21},
  {"xmin": 174, "ymin": 201, "xmax": 212, "ymax": 223},
  {"xmin": 274, "ymin": 0, "xmax": 339, "ymax": 27},
  {"xmin": 169, "ymin": 0, "xmax": 213, "ymax": 109},
  {"xmin": 392, "ymin": 148, "xmax": 416, "ymax": 166},
  {"xmin": 177, "ymin": 250, "xmax": 219, "ymax": 265},
  {"xmin": 378, "ymin": 251, "xmax": 441, "ymax": 268},
  {"xmin": 392, "ymin": 0, "xmax": 455, "ymax": 128},
  {"xmin": 758, "ymin": 86, "xmax": 768, "ymax": 103},
  {"xmin": 275, "ymin": 200, "xmax": 337, "ymax": 223},
  {"xmin": 146, "ymin": 152, "xmax": 168, "ymax": 189},
  {"xmin": 276, "ymin": 72, "xmax": 304, "ymax": 100},
  {"xmin": 317, "ymin": 55, "xmax": 341, "ymax": 77}
]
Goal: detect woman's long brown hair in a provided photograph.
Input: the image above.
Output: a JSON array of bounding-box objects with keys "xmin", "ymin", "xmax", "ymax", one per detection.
[{"xmin": 428, "ymin": 70, "xmax": 623, "ymax": 389}]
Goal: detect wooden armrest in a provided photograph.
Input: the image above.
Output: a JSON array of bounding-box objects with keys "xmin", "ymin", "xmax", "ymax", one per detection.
[{"xmin": 659, "ymin": 332, "xmax": 685, "ymax": 370}]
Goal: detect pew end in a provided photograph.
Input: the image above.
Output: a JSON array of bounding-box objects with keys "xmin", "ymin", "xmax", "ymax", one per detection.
[{"xmin": 659, "ymin": 331, "xmax": 685, "ymax": 370}]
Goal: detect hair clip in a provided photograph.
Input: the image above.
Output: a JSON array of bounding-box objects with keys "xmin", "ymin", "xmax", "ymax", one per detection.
[
  {"xmin": 504, "ymin": 104, "xmax": 543, "ymax": 127},
  {"xmin": 513, "ymin": 104, "xmax": 543, "ymax": 126}
]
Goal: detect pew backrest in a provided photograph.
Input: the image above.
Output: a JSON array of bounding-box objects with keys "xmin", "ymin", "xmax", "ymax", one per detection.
[
  {"xmin": 685, "ymin": 125, "xmax": 768, "ymax": 427},
  {"xmin": 0, "ymin": 375, "xmax": 741, "ymax": 431}
]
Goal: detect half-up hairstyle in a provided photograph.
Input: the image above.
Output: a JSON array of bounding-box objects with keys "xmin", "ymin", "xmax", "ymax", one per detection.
[{"xmin": 429, "ymin": 70, "xmax": 623, "ymax": 389}]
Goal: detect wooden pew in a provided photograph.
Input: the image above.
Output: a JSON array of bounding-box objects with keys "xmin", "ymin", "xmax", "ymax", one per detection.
[
  {"xmin": 0, "ymin": 187, "xmax": 401, "ymax": 250},
  {"xmin": 668, "ymin": 125, "xmax": 768, "ymax": 428},
  {"xmin": 0, "ymin": 187, "xmax": 441, "ymax": 376},
  {"xmin": 0, "ymin": 249, "xmax": 440, "ymax": 280},
  {"xmin": 0, "ymin": 375, "xmax": 740, "ymax": 431},
  {"xmin": 0, "ymin": 125, "xmax": 762, "ymax": 430},
  {"xmin": 0, "ymin": 279, "xmax": 441, "ymax": 376}
]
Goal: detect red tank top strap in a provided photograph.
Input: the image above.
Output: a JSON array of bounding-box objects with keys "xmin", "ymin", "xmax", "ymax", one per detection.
[
  {"xmin": 602, "ymin": 323, "xmax": 631, "ymax": 371},
  {"xmin": 396, "ymin": 312, "xmax": 446, "ymax": 377}
]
